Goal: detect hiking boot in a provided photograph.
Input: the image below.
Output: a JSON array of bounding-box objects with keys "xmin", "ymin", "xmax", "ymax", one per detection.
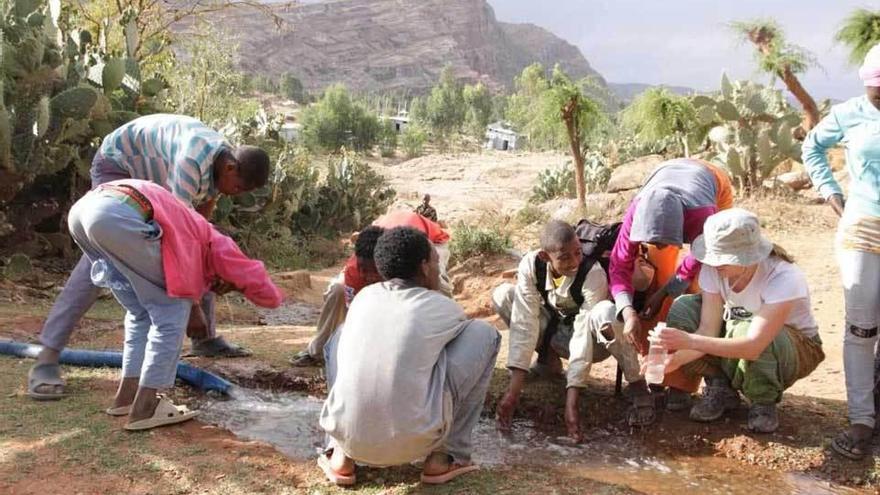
[
  {"xmin": 689, "ymin": 377, "xmax": 741, "ymax": 422},
  {"xmin": 290, "ymin": 350, "xmax": 324, "ymax": 367},
  {"xmin": 665, "ymin": 388, "xmax": 693, "ymax": 412},
  {"xmin": 748, "ymin": 403, "xmax": 779, "ymax": 433}
]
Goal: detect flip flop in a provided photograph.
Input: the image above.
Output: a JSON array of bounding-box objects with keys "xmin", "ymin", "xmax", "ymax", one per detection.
[
  {"xmin": 831, "ymin": 429, "xmax": 871, "ymax": 461},
  {"xmin": 105, "ymin": 405, "xmax": 131, "ymax": 416},
  {"xmin": 420, "ymin": 463, "xmax": 480, "ymax": 484},
  {"xmin": 317, "ymin": 451, "xmax": 356, "ymax": 486},
  {"xmin": 27, "ymin": 363, "xmax": 66, "ymax": 400},
  {"xmin": 124, "ymin": 398, "xmax": 199, "ymax": 431}
]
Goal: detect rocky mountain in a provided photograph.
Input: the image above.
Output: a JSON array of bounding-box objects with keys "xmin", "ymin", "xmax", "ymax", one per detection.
[
  {"xmin": 204, "ymin": 0, "xmax": 605, "ymax": 94},
  {"xmin": 608, "ymin": 82, "xmax": 698, "ymax": 103}
]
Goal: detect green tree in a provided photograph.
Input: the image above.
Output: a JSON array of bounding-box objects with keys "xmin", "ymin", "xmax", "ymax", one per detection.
[
  {"xmin": 166, "ymin": 22, "xmax": 256, "ymax": 125},
  {"xmin": 546, "ymin": 66, "xmax": 604, "ymax": 206},
  {"xmin": 621, "ymin": 88, "xmax": 697, "ymax": 157},
  {"xmin": 279, "ymin": 72, "xmax": 306, "ymax": 102},
  {"xmin": 463, "ymin": 82, "xmax": 493, "ymax": 137},
  {"xmin": 731, "ymin": 19, "xmax": 819, "ymax": 134},
  {"xmin": 422, "ymin": 65, "xmax": 466, "ymax": 136},
  {"xmin": 300, "ymin": 84, "xmax": 381, "ymax": 152},
  {"xmin": 836, "ymin": 9, "xmax": 880, "ymax": 65}
]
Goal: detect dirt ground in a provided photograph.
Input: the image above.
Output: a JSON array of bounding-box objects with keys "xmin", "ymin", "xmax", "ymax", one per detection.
[{"xmin": 1, "ymin": 151, "xmax": 879, "ymax": 494}]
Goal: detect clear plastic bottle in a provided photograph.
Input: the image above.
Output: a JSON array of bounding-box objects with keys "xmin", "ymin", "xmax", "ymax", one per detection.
[
  {"xmin": 644, "ymin": 322, "xmax": 668, "ymax": 385},
  {"xmin": 90, "ymin": 259, "xmax": 131, "ymax": 292}
]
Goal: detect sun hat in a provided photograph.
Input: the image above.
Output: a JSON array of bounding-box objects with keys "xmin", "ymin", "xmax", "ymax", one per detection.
[{"xmin": 691, "ymin": 208, "xmax": 773, "ymax": 267}]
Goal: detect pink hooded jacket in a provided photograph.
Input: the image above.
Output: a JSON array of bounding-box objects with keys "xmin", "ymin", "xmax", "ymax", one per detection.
[{"xmin": 102, "ymin": 179, "xmax": 283, "ymax": 308}]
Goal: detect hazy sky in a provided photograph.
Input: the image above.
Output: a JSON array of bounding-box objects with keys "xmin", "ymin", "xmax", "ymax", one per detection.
[{"xmin": 488, "ymin": 0, "xmax": 871, "ymax": 100}]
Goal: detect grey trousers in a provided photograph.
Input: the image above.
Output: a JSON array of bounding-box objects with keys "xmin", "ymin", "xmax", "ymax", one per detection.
[
  {"xmin": 324, "ymin": 319, "xmax": 500, "ymax": 463},
  {"xmin": 38, "ymin": 154, "xmax": 216, "ymax": 352},
  {"xmin": 839, "ymin": 246, "xmax": 880, "ymax": 428}
]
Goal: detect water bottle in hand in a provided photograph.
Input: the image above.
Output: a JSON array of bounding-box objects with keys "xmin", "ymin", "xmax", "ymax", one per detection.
[
  {"xmin": 90, "ymin": 259, "xmax": 131, "ymax": 292},
  {"xmin": 644, "ymin": 322, "xmax": 668, "ymax": 385}
]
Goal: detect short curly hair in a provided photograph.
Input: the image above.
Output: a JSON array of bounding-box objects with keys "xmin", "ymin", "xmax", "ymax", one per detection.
[
  {"xmin": 354, "ymin": 226, "xmax": 385, "ymax": 262},
  {"xmin": 374, "ymin": 227, "xmax": 432, "ymax": 280}
]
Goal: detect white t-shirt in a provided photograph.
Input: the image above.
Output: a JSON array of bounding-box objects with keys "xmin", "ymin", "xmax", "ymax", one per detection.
[{"xmin": 699, "ymin": 257, "xmax": 819, "ymax": 338}]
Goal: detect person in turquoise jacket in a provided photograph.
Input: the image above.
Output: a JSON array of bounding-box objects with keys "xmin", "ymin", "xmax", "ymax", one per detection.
[{"xmin": 802, "ymin": 42, "xmax": 880, "ymax": 460}]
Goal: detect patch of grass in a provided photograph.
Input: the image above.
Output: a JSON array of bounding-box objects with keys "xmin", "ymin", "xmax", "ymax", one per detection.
[
  {"xmin": 449, "ymin": 223, "xmax": 513, "ymax": 264},
  {"xmin": 514, "ymin": 204, "xmax": 549, "ymax": 227}
]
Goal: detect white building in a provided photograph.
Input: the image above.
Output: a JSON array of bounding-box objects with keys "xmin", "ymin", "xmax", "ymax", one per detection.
[
  {"xmin": 485, "ymin": 121, "xmax": 519, "ymax": 151},
  {"xmin": 387, "ymin": 110, "xmax": 410, "ymax": 133}
]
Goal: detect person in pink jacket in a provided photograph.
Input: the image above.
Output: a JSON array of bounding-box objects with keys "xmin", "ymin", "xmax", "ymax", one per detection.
[{"xmin": 67, "ymin": 179, "xmax": 283, "ymax": 431}]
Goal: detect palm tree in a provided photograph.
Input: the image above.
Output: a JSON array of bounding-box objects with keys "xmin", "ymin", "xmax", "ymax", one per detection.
[
  {"xmin": 731, "ymin": 20, "xmax": 819, "ymax": 135},
  {"xmin": 835, "ymin": 8, "xmax": 880, "ymax": 66},
  {"xmin": 621, "ymin": 88, "xmax": 696, "ymax": 157}
]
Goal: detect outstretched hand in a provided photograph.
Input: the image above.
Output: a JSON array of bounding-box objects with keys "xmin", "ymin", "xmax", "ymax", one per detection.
[
  {"xmin": 640, "ymin": 288, "xmax": 667, "ymax": 320},
  {"xmin": 623, "ymin": 308, "xmax": 648, "ymax": 354},
  {"xmin": 649, "ymin": 326, "xmax": 694, "ymax": 352},
  {"xmin": 496, "ymin": 390, "xmax": 519, "ymax": 431},
  {"xmin": 828, "ymin": 194, "xmax": 845, "ymax": 218}
]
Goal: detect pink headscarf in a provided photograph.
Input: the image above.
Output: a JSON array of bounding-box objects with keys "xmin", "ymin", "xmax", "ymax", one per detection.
[{"xmin": 859, "ymin": 43, "xmax": 880, "ymax": 87}]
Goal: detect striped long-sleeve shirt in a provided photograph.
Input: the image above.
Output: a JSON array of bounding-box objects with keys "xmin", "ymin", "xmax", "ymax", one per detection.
[{"xmin": 98, "ymin": 114, "xmax": 231, "ymax": 206}]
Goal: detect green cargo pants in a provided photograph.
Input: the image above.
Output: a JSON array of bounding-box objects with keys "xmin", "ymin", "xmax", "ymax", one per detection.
[{"xmin": 666, "ymin": 294, "xmax": 825, "ymax": 405}]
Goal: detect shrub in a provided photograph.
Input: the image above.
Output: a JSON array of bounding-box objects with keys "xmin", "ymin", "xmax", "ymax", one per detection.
[
  {"xmin": 401, "ymin": 124, "xmax": 428, "ymax": 158},
  {"xmin": 515, "ymin": 204, "xmax": 549, "ymax": 227},
  {"xmin": 379, "ymin": 120, "xmax": 397, "ymax": 157},
  {"xmin": 449, "ymin": 223, "xmax": 512, "ymax": 263},
  {"xmin": 300, "ymin": 84, "xmax": 381, "ymax": 152},
  {"xmin": 529, "ymin": 152, "xmax": 611, "ymax": 203}
]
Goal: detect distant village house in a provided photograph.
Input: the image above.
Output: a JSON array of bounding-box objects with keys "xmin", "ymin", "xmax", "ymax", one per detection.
[{"xmin": 485, "ymin": 121, "xmax": 519, "ymax": 151}]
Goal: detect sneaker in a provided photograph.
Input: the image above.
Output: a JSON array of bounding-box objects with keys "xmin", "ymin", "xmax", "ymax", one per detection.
[
  {"xmin": 689, "ymin": 377, "xmax": 742, "ymax": 422},
  {"xmin": 748, "ymin": 403, "xmax": 779, "ymax": 433},
  {"xmin": 665, "ymin": 388, "xmax": 693, "ymax": 412}
]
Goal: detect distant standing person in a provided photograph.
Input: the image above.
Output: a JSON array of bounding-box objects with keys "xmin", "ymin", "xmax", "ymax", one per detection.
[
  {"xmin": 415, "ymin": 193, "xmax": 439, "ymax": 222},
  {"xmin": 802, "ymin": 42, "xmax": 880, "ymax": 460},
  {"xmin": 28, "ymin": 114, "xmax": 271, "ymax": 401}
]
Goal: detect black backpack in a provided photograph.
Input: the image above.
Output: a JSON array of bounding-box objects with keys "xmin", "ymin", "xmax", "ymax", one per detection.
[{"xmin": 534, "ymin": 219, "xmax": 622, "ymax": 314}]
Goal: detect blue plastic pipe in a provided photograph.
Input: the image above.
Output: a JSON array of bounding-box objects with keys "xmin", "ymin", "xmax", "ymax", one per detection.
[{"xmin": 0, "ymin": 339, "xmax": 232, "ymax": 395}]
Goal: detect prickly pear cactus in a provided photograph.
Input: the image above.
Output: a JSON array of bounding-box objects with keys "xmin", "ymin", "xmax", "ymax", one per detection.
[{"xmin": 693, "ymin": 73, "xmax": 802, "ymax": 189}]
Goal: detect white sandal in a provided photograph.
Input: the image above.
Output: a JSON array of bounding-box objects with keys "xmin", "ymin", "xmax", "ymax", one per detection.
[{"xmin": 124, "ymin": 397, "xmax": 199, "ymax": 431}]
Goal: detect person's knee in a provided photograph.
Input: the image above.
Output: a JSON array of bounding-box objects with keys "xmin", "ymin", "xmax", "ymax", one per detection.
[
  {"xmin": 464, "ymin": 320, "xmax": 501, "ymax": 355},
  {"xmin": 845, "ymin": 321, "xmax": 879, "ymax": 341},
  {"xmin": 667, "ymin": 294, "xmax": 702, "ymax": 333}
]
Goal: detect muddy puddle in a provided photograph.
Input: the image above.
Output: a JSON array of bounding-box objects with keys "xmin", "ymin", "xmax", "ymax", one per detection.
[{"xmin": 199, "ymin": 388, "xmax": 859, "ymax": 494}]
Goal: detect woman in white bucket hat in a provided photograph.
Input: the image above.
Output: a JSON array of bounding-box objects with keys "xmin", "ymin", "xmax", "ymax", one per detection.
[
  {"xmin": 650, "ymin": 209, "xmax": 824, "ymax": 433},
  {"xmin": 802, "ymin": 42, "xmax": 880, "ymax": 460}
]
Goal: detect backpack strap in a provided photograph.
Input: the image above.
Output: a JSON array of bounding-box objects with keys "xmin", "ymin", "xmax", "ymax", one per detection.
[
  {"xmin": 569, "ymin": 256, "xmax": 593, "ymax": 308},
  {"xmin": 534, "ymin": 257, "xmax": 552, "ymax": 311}
]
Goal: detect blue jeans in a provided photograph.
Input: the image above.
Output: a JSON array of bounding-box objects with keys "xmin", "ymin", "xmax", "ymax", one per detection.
[
  {"xmin": 38, "ymin": 154, "xmax": 217, "ymax": 352},
  {"xmin": 67, "ymin": 192, "xmax": 192, "ymax": 389},
  {"xmin": 324, "ymin": 319, "xmax": 500, "ymax": 463}
]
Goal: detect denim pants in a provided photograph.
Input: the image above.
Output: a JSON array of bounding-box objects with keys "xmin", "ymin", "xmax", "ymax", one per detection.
[
  {"xmin": 838, "ymin": 245, "xmax": 880, "ymax": 428},
  {"xmin": 38, "ymin": 154, "xmax": 216, "ymax": 352},
  {"xmin": 324, "ymin": 319, "xmax": 500, "ymax": 463},
  {"xmin": 67, "ymin": 192, "xmax": 192, "ymax": 389}
]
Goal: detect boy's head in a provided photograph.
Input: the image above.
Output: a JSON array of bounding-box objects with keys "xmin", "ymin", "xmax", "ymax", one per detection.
[
  {"xmin": 374, "ymin": 227, "xmax": 439, "ymax": 290},
  {"xmin": 538, "ymin": 220, "xmax": 582, "ymax": 277},
  {"xmin": 355, "ymin": 226, "xmax": 386, "ymax": 285},
  {"xmin": 214, "ymin": 146, "xmax": 271, "ymax": 196}
]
